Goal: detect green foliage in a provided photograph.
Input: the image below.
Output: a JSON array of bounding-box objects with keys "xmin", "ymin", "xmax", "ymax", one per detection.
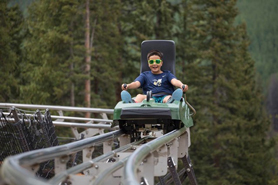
[
  {"xmin": 0, "ymin": 0, "xmax": 23, "ymax": 102},
  {"xmin": 236, "ymin": 0, "xmax": 278, "ymax": 90},
  {"xmin": 89, "ymin": 0, "xmax": 123, "ymax": 107},
  {"xmin": 1, "ymin": 0, "xmax": 276, "ymax": 183},
  {"xmin": 176, "ymin": 0, "xmax": 274, "ymax": 184},
  {"xmin": 20, "ymin": 0, "xmax": 77, "ymax": 105},
  {"xmin": 267, "ymin": 74, "xmax": 278, "ymax": 131},
  {"xmin": 8, "ymin": 0, "xmax": 35, "ymax": 16}
]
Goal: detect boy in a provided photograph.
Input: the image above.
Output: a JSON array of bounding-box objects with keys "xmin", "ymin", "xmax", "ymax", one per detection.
[{"xmin": 121, "ymin": 50, "xmax": 188, "ymax": 103}]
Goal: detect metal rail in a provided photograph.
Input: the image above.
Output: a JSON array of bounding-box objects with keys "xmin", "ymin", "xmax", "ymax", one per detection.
[
  {"xmin": 0, "ymin": 103, "xmax": 114, "ymax": 114},
  {"xmin": 123, "ymin": 126, "xmax": 187, "ymax": 185},
  {"xmin": 51, "ymin": 137, "xmax": 149, "ymax": 185},
  {"xmin": 1, "ymin": 130, "xmax": 123, "ymax": 185},
  {"xmin": 1, "ymin": 127, "xmax": 191, "ymax": 185},
  {"xmin": 0, "ymin": 103, "xmax": 196, "ymax": 185},
  {"xmin": 0, "ymin": 103, "xmax": 114, "ymax": 131},
  {"xmin": 184, "ymin": 94, "xmax": 196, "ymax": 116}
]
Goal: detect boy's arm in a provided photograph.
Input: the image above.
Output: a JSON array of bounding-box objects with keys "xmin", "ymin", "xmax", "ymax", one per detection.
[
  {"xmin": 171, "ymin": 78, "xmax": 188, "ymax": 92},
  {"xmin": 122, "ymin": 81, "xmax": 141, "ymax": 90}
]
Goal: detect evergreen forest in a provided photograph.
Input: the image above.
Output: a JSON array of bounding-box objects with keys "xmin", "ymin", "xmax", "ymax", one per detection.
[{"xmin": 1, "ymin": 0, "xmax": 278, "ymax": 184}]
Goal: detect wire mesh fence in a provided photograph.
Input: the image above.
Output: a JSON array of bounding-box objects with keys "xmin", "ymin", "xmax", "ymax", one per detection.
[{"xmin": 0, "ymin": 108, "xmax": 59, "ymax": 179}]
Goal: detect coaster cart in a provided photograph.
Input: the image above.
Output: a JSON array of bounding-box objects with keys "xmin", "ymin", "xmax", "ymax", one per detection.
[{"xmin": 113, "ymin": 40, "xmax": 196, "ymax": 141}]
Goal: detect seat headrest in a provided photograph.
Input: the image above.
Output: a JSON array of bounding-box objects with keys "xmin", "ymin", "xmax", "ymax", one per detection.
[{"xmin": 140, "ymin": 40, "xmax": 176, "ymax": 75}]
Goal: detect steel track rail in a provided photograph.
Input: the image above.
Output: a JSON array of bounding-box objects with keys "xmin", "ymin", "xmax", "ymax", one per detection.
[
  {"xmin": 2, "ymin": 118, "xmax": 112, "ymax": 129},
  {"xmin": 0, "ymin": 103, "xmax": 114, "ymax": 129},
  {"xmin": 0, "ymin": 130, "xmax": 123, "ymax": 185},
  {"xmin": 123, "ymin": 126, "xmax": 187, "ymax": 185},
  {"xmin": 2, "ymin": 113, "xmax": 113, "ymax": 123},
  {"xmin": 49, "ymin": 137, "xmax": 149, "ymax": 184},
  {"xmin": 0, "ymin": 103, "xmax": 114, "ymax": 114},
  {"xmin": 94, "ymin": 157, "xmax": 129, "ymax": 185}
]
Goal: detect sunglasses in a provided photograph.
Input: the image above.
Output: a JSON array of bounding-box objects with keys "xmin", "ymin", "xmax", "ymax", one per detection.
[{"xmin": 148, "ymin": 59, "xmax": 162, "ymax": 65}]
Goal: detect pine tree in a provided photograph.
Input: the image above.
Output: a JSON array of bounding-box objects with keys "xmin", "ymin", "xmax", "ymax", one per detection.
[
  {"xmin": 21, "ymin": 0, "xmax": 124, "ymax": 108},
  {"xmin": 179, "ymin": 0, "xmax": 274, "ymax": 184},
  {"xmin": 9, "ymin": 0, "xmax": 34, "ymax": 15},
  {"xmin": 89, "ymin": 0, "xmax": 123, "ymax": 108},
  {"xmin": 0, "ymin": 0, "xmax": 23, "ymax": 102},
  {"xmin": 21, "ymin": 0, "xmax": 80, "ymax": 105},
  {"xmin": 236, "ymin": 0, "xmax": 278, "ymax": 89}
]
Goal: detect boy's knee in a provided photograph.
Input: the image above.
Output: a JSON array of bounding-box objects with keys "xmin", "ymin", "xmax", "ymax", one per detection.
[
  {"xmin": 163, "ymin": 95, "xmax": 171, "ymax": 103},
  {"xmin": 136, "ymin": 94, "xmax": 146, "ymax": 102}
]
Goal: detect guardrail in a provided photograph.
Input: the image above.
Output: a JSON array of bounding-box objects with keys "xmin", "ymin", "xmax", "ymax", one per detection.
[
  {"xmin": 0, "ymin": 103, "xmax": 113, "ymax": 123},
  {"xmin": 0, "ymin": 103, "xmax": 115, "ymax": 139}
]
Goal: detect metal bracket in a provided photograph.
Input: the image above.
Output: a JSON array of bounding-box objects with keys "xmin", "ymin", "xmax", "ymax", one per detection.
[
  {"xmin": 141, "ymin": 177, "xmax": 149, "ymax": 185},
  {"xmin": 181, "ymin": 155, "xmax": 198, "ymax": 185},
  {"xmin": 167, "ymin": 157, "xmax": 181, "ymax": 185}
]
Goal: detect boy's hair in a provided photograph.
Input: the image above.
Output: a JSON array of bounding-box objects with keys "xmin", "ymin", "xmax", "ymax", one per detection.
[{"xmin": 147, "ymin": 50, "xmax": 163, "ymax": 60}]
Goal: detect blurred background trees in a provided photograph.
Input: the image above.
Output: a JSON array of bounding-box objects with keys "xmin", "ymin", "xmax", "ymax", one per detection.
[{"xmin": 1, "ymin": 0, "xmax": 278, "ymax": 184}]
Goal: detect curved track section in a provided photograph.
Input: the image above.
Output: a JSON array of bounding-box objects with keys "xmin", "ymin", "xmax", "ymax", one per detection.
[
  {"xmin": 49, "ymin": 137, "xmax": 149, "ymax": 184},
  {"xmin": 0, "ymin": 103, "xmax": 197, "ymax": 185},
  {"xmin": 124, "ymin": 127, "xmax": 187, "ymax": 185},
  {"xmin": 0, "ymin": 130, "xmax": 123, "ymax": 185}
]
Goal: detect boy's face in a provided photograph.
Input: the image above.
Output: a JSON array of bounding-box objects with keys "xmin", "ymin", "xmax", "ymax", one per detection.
[{"xmin": 148, "ymin": 55, "xmax": 163, "ymax": 74}]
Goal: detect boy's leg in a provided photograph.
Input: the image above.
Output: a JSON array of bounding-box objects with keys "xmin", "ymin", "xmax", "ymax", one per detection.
[
  {"xmin": 121, "ymin": 90, "xmax": 133, "ymax": 103},
  {"xmin": 134, "ymin": 94, "xmax": 147, "ymax": 103},
  {"xmin": 162, "ymin": 95, "xmax": 172, "ymax": 103}
]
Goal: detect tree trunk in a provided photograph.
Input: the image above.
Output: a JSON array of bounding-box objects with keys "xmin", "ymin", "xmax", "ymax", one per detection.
[
  {"xmin": 85, "ymin": 0, "xmax": 91, "ymax": 118},
  {"xmin": 70, "ymin": 20, "xmax": 75, "ymax": 107}
]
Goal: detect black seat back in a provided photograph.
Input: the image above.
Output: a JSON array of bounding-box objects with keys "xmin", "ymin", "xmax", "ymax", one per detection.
[{"xmin": 140, "ymin": 40, "xmax": 176, "ymax": 75}]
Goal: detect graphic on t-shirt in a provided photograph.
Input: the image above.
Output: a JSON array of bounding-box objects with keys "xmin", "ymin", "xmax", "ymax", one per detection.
[{"xmin": 153, "ymin": 79, "xmax": 162, "ymax": 86}]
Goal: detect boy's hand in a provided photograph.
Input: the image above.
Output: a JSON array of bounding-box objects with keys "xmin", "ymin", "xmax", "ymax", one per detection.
[
  {"xmin": 122, "ymin": 84, "xmax": 128, "ymax": 90},
  {"xmin": 181, "ymin": 84, "xmax": 188, "ymax": 92}
]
